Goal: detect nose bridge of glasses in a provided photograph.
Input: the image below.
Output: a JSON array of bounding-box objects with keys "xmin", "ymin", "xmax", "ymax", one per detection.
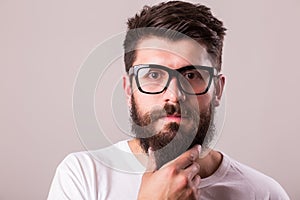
[
  {"xmin": 164, "ymin": 72, "xmax": 185, "ymax": 100},
  {"xmin": 168, "ymin": 69, "xmax": 192, "ymax": 93}
]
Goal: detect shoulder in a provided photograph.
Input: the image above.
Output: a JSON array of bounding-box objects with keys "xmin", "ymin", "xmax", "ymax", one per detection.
[
  {"xmin": 224, "ymin": 154, "xmax": 290, "ymax": 199},
  {"xmin": 48, "ymin": 140, "xmax": 136, "ymax": 199},
  {"xmin": 57, "ymin": 150, "xmax": 95, "ymax": 173},
  {"xmin": 47, "ymin": 151, "xmax": 96, "ymax": 199},
  {"xmin": 55, "ymin": 140, "xmax": 145, "ymax": 176},
  {"xmin": 57, "ymin": 140, "xmax": 131, "ymax": 172}
]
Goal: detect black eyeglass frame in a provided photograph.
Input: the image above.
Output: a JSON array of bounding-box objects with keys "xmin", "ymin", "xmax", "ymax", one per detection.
[{"xmin": 128, "ymin": 64, "xmax": 219, "ymax": 95}]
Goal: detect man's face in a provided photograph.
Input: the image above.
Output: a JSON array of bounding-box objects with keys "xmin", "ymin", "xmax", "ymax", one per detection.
[{"xmin": 125, "ymin": 37, "xmax": 221, "ymax": 168}]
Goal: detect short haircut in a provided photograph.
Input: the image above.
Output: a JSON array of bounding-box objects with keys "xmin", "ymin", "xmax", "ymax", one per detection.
[{"xmin": 123, "ymin": 1, "xmax": 226, "ymax": 72}]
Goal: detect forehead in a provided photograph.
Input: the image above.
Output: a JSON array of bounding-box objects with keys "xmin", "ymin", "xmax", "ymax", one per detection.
[{"xmin": 133, "ymin": 37, "xmax": 212, "ymax": 69}]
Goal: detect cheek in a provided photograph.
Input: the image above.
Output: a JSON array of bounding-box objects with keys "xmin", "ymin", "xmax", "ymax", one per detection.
[
  {"xmin": 132, "ymin": 91, "xmax": 160, "ymax": 113},
  {"xmin": 195, "ymin": 94, "xmax": 212, "ymax": 113}
]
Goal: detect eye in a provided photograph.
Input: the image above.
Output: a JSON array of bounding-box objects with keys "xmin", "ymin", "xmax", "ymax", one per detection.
[
  {"xmin": 184, "ymin": 71, "xmax": 202, "ymax": 80},
  {"xmin": 148, "ymin": 71, "xmax": 160, "ymax": 79},
  {"xmin": 138, "ymin": 68, "xmax": 166, "ymax": 81},
  {"xmin": 185, "ymin": 72, "xmax": 195, "ymax": 79},
  {"xmin": 143, "ymin": 70, "xmax": 165, "ymax": 80}
]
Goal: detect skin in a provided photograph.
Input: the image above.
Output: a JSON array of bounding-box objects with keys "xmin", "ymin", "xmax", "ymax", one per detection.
[{"xmin": 123, "ymin": 37, "xmax": 226, "ymax": 199}]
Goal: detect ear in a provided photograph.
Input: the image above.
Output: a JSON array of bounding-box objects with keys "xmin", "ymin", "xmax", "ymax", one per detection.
[
  {"xmin": 123, "ymin": 75, "xmax": 132, "ymax": 106},
  {"xmin": 214, "ymin": 74, "xmax": 226, "ymax": 107}
]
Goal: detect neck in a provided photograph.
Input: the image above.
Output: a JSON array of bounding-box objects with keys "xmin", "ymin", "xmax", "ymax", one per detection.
[
  {"xmin": 196, "ymin": 149, "xmax": 222, "ymax": 178},
  {"xmin": 128, "ymin": 138, "xmax": 222, "ymax": 178}
]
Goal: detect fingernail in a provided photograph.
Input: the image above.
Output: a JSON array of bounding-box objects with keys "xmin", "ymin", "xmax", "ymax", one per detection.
[
  {"xmin": 197, "ymin": 145, "xmax": 202, "ymax": 154},
  {"xmin": 148, "ymin": 147, "xmax": 152, "ymax": 155}
]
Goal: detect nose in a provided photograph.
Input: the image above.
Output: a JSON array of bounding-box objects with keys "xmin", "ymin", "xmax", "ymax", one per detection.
[{"xmin": 163, "ymin": 78, "xmax": 186, "ymax": 103}]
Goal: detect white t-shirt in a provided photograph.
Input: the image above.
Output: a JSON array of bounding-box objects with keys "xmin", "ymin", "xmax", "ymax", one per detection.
[{"xmin": 48, "ymin": 140, "xmax": 290, "ymax": 200}]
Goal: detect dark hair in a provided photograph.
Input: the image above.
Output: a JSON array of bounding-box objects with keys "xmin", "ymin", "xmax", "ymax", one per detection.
[{"xmin": 123, "ymin": 1, "xmax": 226, "ymax": 72}]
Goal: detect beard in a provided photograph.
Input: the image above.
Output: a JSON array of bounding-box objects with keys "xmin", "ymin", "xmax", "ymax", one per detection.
[{"xmin": 130, "ymin": 95, "xmax": 215, "ymax": 169}]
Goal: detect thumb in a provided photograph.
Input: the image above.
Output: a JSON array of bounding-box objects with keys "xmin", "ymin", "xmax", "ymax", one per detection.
[{"xmin": 146, "ymin": 147, "xmax": 157, "ymax": 172}]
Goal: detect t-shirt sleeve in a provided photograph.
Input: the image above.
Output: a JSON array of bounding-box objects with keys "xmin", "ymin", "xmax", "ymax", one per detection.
[
  {"xmin": 238, "ymin": 162, "xmax": 290, "ymax": 200},
  {"xmin": 47, "ymin": 154, "xmax": 87, "ymax": 200},
  {"xmin": 268, "ymin": 177, "xmax": 290, "ymax": 200}
]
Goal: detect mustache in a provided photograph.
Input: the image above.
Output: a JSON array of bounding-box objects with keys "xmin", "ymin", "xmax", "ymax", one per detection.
[{"xmin": 147, "ymin": 103, "xmax": 191, "ymax": 124}]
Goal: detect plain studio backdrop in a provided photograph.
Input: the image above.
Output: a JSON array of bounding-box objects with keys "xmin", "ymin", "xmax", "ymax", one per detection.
[{"xmin": 1, "ymin": 0, "xmax": 299, "ymax": 199}]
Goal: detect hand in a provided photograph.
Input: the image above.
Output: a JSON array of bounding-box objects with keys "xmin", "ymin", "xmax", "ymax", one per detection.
[{"xmin": 137, "ymin": 145, "xmax": 201, "ymax": 200}]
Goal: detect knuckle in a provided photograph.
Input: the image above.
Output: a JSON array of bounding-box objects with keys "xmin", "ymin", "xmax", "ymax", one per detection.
[
  {"xmin": 187, "ymin": 151, "xmax": 196, "ymax": 161},
  {"xmin": 193, "ymin": 162, "xmax": 200, "ymax": 171},
  {"xmin": 178, "ymin": 174, "xmax": 189, "ymax": 186},
  {"xmin": 166, "ymin": 165, "xmax": 178, "ymax": 176},
  {"xmin": 185, "ymin": 188, "xmax": 194, "ymax": 197}
]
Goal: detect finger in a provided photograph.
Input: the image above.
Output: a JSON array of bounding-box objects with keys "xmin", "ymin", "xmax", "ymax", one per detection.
[
  {"xmin": 192, "ymin": 174, "xmax": 201, "ymax": 186},
  {"xmin": 184, "ymin": 162, "xmax": 200, "ymax": 180},
  {"xmin": 166, "ymin": 145, "xmax": 201, "ymax": 170},
  {"xmin": 195, "ymin": 187, "xmax": 201, "ymax": 199},
  {"xmin": 146, "ymin": 147, "xmax": 157, "ymax": 172},
  {"xmin": 191, "ymin": 175, "xmax": 201, "ymax": 199}
]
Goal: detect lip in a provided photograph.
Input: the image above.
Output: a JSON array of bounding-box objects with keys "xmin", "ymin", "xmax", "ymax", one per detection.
[
  {"xmin": 161, "ymin": 114, "xmax": 188, "ymax": 122},
  {"xmin": 166, "ymin": 115, "xmax": 181, "ymax": 119}
]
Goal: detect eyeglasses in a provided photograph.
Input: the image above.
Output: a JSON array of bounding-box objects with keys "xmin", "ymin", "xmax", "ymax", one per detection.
[{"xmin": 128, "ymin": 64, "xmax": 219, "ymax": 95}]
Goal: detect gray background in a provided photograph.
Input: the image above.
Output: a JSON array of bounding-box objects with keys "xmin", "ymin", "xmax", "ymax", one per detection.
[{"xmin": 1, "ymin": 0, "xmax": 299, "ymax": 199}]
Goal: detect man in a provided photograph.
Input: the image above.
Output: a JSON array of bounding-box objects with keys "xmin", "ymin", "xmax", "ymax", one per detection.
[{"xmin": 48, "ymin": 1, "xmax": 290, "ymax": 199}]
